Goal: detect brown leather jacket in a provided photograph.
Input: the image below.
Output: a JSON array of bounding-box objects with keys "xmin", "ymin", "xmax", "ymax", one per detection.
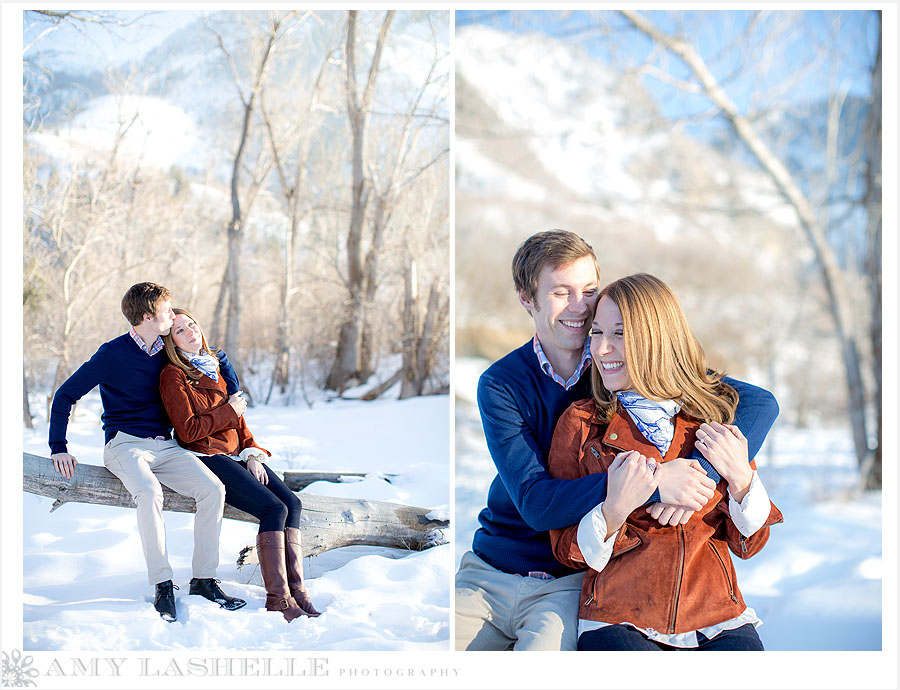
[
  {"xmin": 159, "ymin": 364, "xmax": 269, "ymax": 458},
  {"xmin": 548, "ymin": 397, "xmax": 782, "ymax": 634}
]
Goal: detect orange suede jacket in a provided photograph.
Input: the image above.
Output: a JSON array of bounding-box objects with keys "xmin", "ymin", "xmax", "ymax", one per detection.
[
  {"xmin": 159, "ymin": 364, "xmax": 269, "ymax": 458},
  {"xmin": 548, "ymin": 397, "xmax": 783, "ymax": 635}
]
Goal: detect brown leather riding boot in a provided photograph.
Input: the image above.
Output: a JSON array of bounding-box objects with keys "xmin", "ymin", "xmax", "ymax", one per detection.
[
  {"xmin": 284, "ymin": 527, "xmax": 322, "ymax": 617},
  {"xmin": 256, "ymin": 531, "xmax": 305, "ymax": 622}
]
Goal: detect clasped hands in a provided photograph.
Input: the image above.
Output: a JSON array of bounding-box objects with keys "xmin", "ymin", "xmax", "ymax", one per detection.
[{"xmin": 605, "ymin": 422, "xmax": 749, "ymax": 528}]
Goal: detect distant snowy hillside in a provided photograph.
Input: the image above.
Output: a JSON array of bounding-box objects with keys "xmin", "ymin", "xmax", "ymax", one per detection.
[
  {"xmin": 455, "ymin": 25, "xmax": 797, "ymax": 238},
  {"xmin": 453, "ymin": 25, "xmax": 838, "ymax": 409},
  {"xmin": 25, "ymin": 11, "xmax": 447, "ymax": 181},
  {"xmin": 30, "ymin": 95, "xmax": 199, "ymax": 171}
]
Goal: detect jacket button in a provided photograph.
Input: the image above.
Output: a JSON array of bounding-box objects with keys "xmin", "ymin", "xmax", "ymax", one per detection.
[{"xmin": 609, "ymin": 433, "xmax": 618, "ymax": 441}]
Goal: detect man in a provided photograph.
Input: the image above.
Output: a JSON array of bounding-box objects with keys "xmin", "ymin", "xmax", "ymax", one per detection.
[
  {"xmin": 455, "ymin": 230, "xmax": 779, "ymax": 650},
  {"xmin": 49, "ymin": 282, "xmax": 246, "ymax": 622}
]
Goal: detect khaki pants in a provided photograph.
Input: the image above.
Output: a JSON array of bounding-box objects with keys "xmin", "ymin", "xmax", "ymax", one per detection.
[
  {"xmin": 103, "ymin": 432, "xmax": 226, "ymax": 585},
  {"xmin": 455, "ymin": 550, "xmax": 584, "ymax": 651}
]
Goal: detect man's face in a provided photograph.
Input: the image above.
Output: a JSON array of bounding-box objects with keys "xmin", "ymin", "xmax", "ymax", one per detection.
[
  {"xmin": 145, "ymin": 299, "xmax": 175, "ymax": 336},
  {"xmin": 519, "ymin": 255, "xmax": 600, "ymax": 360}
]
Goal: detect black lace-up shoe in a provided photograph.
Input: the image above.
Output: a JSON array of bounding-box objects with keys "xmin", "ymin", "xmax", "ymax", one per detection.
[
  {"xmin": 154, "ymin": 580, "xmax": 178, "ymax": 622},
  {"xmin": 189, "ymin": 578, "xmax": 247, "ymax": 611}
]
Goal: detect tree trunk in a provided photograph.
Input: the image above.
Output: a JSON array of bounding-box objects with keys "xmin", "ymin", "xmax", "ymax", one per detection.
[
  {"xmin": 361, "ymin": 369, "xmax": 403, "ymax": 401},
  {"xmin": 358, "ymin": 198, "xmax": 390, "ymax": 382},
  {"xmin": 400, "ymin": 260, "xmax": 446, "ymax": 400},
  {"xmin": 400, "ymin": 256, "xmax": 419, "ymax": 399},
  {"xmin": 23, "ymin": 453, "xmax": 447, "ymax": 558},
  {"xmin": 265, "ymin": 42, "xmax": 334, "ymax": 400},
  {"xmin": 620, "ymin": 9, "xmax": 874, "ymax": 474},
  {"xmin": 862, "ymin": 16, "xmax": 882, "ymax": 490},
  {"xmin": 271, "ymin": 210, "xmax": 298, "ymax": 399},
  {"xmin": 327, "ymin": 311, "xmax": 363, "ymax": 393},
  {"xmin": 24, "ymin": 372, "xmax": 34, "ymax": 429},
  {"xmin": 326, "ymin": 10, "xmax": 395, "ymax": 393},
  {"xmin": 418, "ymin": 281, "xmax": 443, "ymax": 388},
  {"xmin": 210, "ymin": 21, "xmax": 279, "ymax": 363}
]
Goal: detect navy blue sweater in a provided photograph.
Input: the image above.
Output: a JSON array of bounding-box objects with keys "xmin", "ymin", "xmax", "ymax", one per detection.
[
  {"xmin": 473, "ymin": 340, "xmax": 779, "ymax": 578},
  {"xmin": 49, "ymin": 334, "xmax": 238, "ymax": 455}
]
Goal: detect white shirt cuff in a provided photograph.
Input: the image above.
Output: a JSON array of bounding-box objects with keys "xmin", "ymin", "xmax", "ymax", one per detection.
[
  {"xmin": 238, "ymin": 447, "xmax": 263, "ymax": 463},
  {"xmin": 728, "ymin": 470, "xmax": 770, "ymax": 537},
  {"xmin": 575, "ymin": 503, "xmax": 619, "ymax": 573}
]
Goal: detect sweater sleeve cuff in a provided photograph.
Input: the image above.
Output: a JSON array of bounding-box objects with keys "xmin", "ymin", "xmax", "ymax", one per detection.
[
  {"xmin": 728, "ymin": 471, "xmax": 770, "ymax": 537},
  {"xmin": 49, "ymin": 443, "xmax": 68, "ymax": 455},
  {"xmin": 575, "ymin": 503, "xmax": 618, "ymax": 573},
  {"xmin": 693, "ymin": 454, "xmax": 723, "ymax": 483}
]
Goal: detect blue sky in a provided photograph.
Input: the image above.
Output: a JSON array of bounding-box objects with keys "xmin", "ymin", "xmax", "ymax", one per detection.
[
  {"xmin": 455, "ymin": 9, "xmax": 879, "ymax": 120},
  {"xmin": 23, "ymin": 10, "xmax": 202, "ymax": 72}
]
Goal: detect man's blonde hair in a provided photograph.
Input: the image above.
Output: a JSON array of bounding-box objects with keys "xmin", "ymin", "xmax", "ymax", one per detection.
[
  {"xmin": 512, "ymin": 230, "xmax": 600, "ymax": 304},
  {"xmin": 121, "ymin": 282, "xmax": 171, "ymax": 326}
]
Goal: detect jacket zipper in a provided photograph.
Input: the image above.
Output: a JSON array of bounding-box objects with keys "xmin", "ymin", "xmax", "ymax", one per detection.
[
  {"xmin": 708, "ymin": 542, "xmax": 738, "ymax": 603},
  {"xmin": 583, "ymin": 530, "xmax": 642, "ymax": 608},
  {"xmin": 668, "ymin": 524, "xmax": 685, "ymax": 634},
  {"xmin": 612, "ymin": 537, "xmax": 641, "ymax": 558},
  {"xmin": 604, "ymin": 441, "xmax": 627, "ymax": 454}
]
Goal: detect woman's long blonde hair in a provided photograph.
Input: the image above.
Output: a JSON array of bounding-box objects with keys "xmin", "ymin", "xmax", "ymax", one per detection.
[
  {"xmin": 162, "ymin": 308, "xmax": 220, "ymax": 382},
  {"xmin": 591, "ymin": 273, "xmax": 738, "ymax": 424}
]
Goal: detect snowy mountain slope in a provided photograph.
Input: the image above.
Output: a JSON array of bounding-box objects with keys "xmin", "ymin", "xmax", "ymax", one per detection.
[
  {"xmin": 455, "ymin": 25, "xmax": 797, "ymax": 238},
  {"xmin": 26, "ymin": 11, "xmax": 448, "ymax": 179},
  {"xmin": 453, "ymin": 24, "xmax": 849, "ymax": 432}
]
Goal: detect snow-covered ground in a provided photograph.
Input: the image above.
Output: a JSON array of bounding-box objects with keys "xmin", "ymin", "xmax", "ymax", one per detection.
[
  {"xmin": 21, "ymin": 389, "xmax": 450, "ymax": 651},
  {"xmin": 455, "ymin": 356, "xmax": 884, "ymax": 652}
]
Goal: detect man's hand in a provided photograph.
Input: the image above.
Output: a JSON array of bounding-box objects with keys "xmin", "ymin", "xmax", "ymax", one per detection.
[
  {"xmin": 656, "ymin": 457, "xmax": 716, "ymax": 510},
  {"xmin": 51, "ymin": 452, "xmax": 78, "ymax": 479},
  {"xmin": 646, "ymin": 502, "xmax": 694, "ymax": 526},
  {"xmin": 603, "ymin": 450, "xmax": 659, "ymax": 533}
]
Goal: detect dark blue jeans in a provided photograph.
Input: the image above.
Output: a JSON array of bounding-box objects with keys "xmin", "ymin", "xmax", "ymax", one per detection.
[
  {"xmin": 199, "ymin": 454, "xmax": 302, "ymax": 533},
  {"xmin": 578, "ymin": 623, "xmax": 764, "ymax": 651}
]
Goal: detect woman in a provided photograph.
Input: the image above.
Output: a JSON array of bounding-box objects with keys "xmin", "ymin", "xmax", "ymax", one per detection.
[
  {"xmin": 159, "ymin": 308, "xmax": 321, "ymax": 621},
  {"xmin": 548, "ymin": 274, "xmax": 782, "ymax": 651}
]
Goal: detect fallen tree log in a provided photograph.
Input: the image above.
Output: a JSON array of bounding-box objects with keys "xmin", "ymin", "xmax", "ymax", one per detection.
[
  {"xmin": 281, "ymin": 470, "xmax": 398, "ymax": 491},
  {"xmin": 23, "ymin": 453, "xmax": 448, "ymax": 560}
]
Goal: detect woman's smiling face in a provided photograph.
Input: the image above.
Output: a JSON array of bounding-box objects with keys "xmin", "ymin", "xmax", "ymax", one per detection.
[
  {"xmin": 171, "ymin": 313, "xmax": 203, "ymax": 354},
  {"xmin": 590, "ymin": 294, "xmax": 634, "ymax": 392}
]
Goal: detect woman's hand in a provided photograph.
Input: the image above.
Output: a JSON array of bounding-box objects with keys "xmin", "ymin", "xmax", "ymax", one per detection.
[
  {"xmin": 695, "ymin": 422, "xmax": 753, "ymax": 502},
  {"xmin": 228, "ymin": 391, "xmax": 247, "ymax": 417},
  {"xmin": 602, "ymin": 450, "xmax": 659, "ymax": 533},
  {"xmin": 246, "ymin": 456, "xmax": 268, "ymax": 485}
]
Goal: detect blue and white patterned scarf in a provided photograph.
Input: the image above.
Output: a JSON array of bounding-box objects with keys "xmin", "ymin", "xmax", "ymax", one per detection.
[
  {"xmin": 615, "ymin": 391, "xmax": 681, "ymax": 455},
  {"xmin": 178, "ymin": 349, "xmax": 219, "ymax": 382}
]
